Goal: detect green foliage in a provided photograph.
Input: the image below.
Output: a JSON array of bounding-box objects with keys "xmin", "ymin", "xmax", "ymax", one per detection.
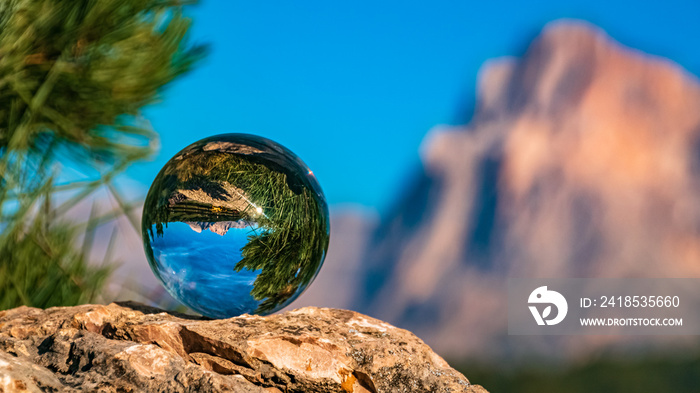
[
  {"xmin": 0, "ymin": 198, "xmax": 113, "ymax": 309},
  {"xmin": 458, "ymin": 354, "xmax": 700, "ymax": 393},
  {"xmin": 234, "ymin": 170, "xmax": 327, "ymax": 314},
  {"xmin": 0, "ymin": 0, "xmax": 204, "ymax": 309},
  {"xmin": 0, "ymin": 0, "xmax": 204, "ymax": 160}
]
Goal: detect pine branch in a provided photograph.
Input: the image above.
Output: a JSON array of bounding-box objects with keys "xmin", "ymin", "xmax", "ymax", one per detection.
[{"xmin": 0, "ymin": 0, "xmax": 206, "ymax": 310}]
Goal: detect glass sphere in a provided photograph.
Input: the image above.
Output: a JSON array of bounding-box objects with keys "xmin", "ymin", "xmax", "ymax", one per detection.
[{"xmin": 141, "ymin": 134, "xmax": 329, "ymax": 317}]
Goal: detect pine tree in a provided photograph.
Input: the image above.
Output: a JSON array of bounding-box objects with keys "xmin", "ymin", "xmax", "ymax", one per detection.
[{"xmin": 0, "ymin": 0, "xmax": 205, "ymax": 309}]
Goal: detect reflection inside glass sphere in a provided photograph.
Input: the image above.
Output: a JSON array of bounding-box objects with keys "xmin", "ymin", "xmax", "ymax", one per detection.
[{"xmin": 141, "ymin": 134, "xmax": 330, "ymax": 318}]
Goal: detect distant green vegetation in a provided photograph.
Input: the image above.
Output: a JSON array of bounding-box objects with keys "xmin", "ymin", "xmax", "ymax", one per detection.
[
  {"xmin": 0, "ymin": 0, "xmax": 203, "ymax": 309},
  {"xmin": 458, "ymin": 354, "xmax": 700, "ymax": 393},
  {"xmin": 142, "ymin": 136, "xmax": 329, "ymax": 314}
]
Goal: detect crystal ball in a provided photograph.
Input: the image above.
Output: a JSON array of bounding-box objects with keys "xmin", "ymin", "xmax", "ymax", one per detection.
[{"xmin": 141, "ymin": 134, "xmax": 330, "ymax": 317}]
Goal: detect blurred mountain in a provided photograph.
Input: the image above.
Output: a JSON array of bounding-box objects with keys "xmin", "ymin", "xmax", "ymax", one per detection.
[{"xmin": 300, "ymin": 20, "xmax": 700, "ymax": 360}]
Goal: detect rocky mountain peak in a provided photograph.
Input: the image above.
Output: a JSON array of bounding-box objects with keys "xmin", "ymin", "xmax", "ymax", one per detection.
[{"xmin": 349, "ymin": 20, "xmax": 700, "ymax": 359}]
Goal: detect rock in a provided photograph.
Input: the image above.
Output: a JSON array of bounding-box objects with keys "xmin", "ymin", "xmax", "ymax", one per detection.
[
  {"xmin": 0, "ymin": 302, "xmax": 487, "ymax": 393},
  {"xmin": 185, "ymin": 221, "xmax": 253, "ymax": 236},
  {"xmin": 169, "ymin": 181, "xmax": 253, "ymax": 214}
]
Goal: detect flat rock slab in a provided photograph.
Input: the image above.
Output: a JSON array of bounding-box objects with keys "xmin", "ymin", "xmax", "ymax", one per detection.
[{"xmin": 0, "ymin": 302, "xmax": 488, "ymax": 392}]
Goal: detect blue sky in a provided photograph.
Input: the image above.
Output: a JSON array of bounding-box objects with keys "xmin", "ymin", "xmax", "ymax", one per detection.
[{"xmin": 127, "ymin": 0, "xmax": 700, "ymax": 212}]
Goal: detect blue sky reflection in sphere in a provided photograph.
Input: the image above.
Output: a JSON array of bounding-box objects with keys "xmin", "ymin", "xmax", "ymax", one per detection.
[{"xmin": 141, "ymin": 134, "xmax": 330, "ymax": 317}]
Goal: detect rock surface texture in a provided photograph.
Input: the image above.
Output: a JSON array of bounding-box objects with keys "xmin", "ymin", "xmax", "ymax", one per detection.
[{"xmin": 0, "ymin": 302, "xmax": 487, "ymax": 393}]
